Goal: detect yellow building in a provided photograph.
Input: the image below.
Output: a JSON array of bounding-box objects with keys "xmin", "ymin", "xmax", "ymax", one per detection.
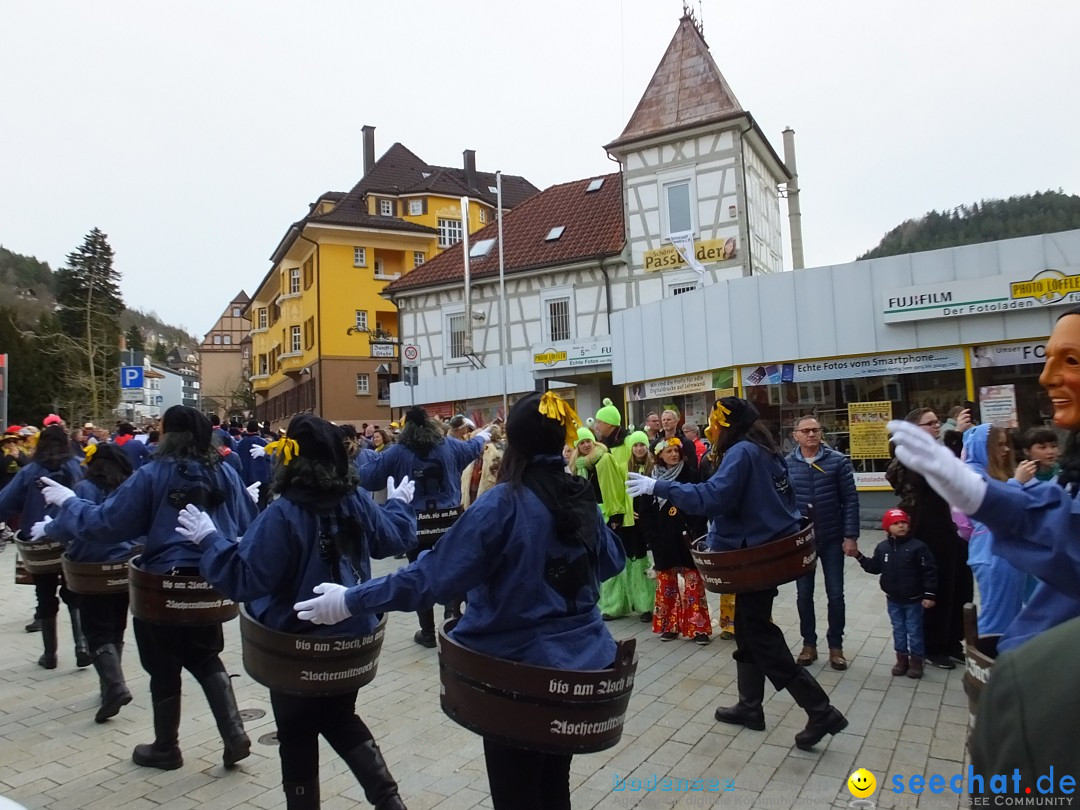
[{"xmin": 248, "ymin": 126, "xmax": 537, "ymax": 429}]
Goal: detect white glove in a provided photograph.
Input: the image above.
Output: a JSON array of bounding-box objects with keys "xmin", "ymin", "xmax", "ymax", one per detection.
[
  {"xmin": 887, "ymin": 420, "xmax": 988, "ymax": 514},
  {"xmin": 176, "ymin": 504, "xmax": 217, "ymax": 545},
  {"xmin": 387, "ymin": 475, "xmax": 415, "ymax": 504},
  {"xmin": 246, "ymin": 482, "xmax": 261, "ymax": 504},
  {"xmin": 294, "ymin": 582, "xmax": 352, "ymax": 625},
  {"xmin": 29, "ymin": 516, "xmax": 52, "ymax": 542},
  {"xmin": 39, "ymin": 476, "xmax": 75, "ymax": 507},
  {"xmin": 626, "ymin": 472, "xmax": 657, "ymax": 498},
  {"xmin": 250, "ymin": 444, "xmax": 267, "ymax": 459},
  {"xmin": 473, "ymin": 428, "xmax": 492, "ymax": 443}
]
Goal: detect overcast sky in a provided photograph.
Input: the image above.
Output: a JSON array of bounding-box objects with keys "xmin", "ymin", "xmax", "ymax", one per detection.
[{"xmin": 2, "ymin": 1, "xmax": 1077, "ymax": 339}]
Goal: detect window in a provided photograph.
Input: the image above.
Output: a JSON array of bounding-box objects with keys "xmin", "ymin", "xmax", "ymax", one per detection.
[
  {"xmin": 671, "ymin": 282, "xmax": 698, "ymax": 296},
  {"xmin": 478, "ymin": 208, "xmax": 486, "ymax": 224},
  {"xmin": 353, "ymin": 247, "xmax": 367, "ymax": 267},
  {"xmin": 355, "ymin": 310, "xmax": 368, "ymax": 331},
  {"xmin": 438, "ymin": 218, "xmax": 463, "ymax": 247},
  {"xmin": 446, "ymin": 313, "xmax": 466, "ymax": 360},
  {"xmin": 231, "ymin": 307, "xmax": 241, "ymax": 317},
  {"xmin": 373, "ymin": 258, "xmax": 384, "ymax": 277},
  {"xmin": 469, "ymin": 238, "xmax": 495, "ymax": 258},
  {"xmin": 413, "ymin": 251, "xmax": 425, "ymax": 268},
  {"xmin": 586, "ymin": 177, "xmax": 605, "ymax": 193},
  {"xmin": 662, "ymin": 178, "xmax": 694, "ymax": 237},
  {"xmin": 213, "ymin": 334, "xmax": 222, "ymax": 345},
  {"xmin": 223, "ymin": 335, "xmax": 232, "ymax": 345},
  {"xmin": 356, "ymin": 373, "xmax": 370, "ymax": 395},
  {"xmin": 290, "ymin": 325, "xmax": 301, "ymax": 353},
  {"xmin": 258, "ymin": 308, "xmax": 267, "ymax": 329},
  {"xmin": 409, "ymin": 199, "xmax": 423, "ymax": 216},
  {"xmin": 303, "ymin": 257, "xmax": 314, "ymax": 289},
  {"xmin": 289, "ymin": 268, "xmax": 301, "ymax": 294},
  {"xmin": 258, "ymin": 354, "xmax": 268, "ymax": 375},
  {"xmin": 379, "ymin": 198, "xmax": 393, "ymax": 217},
  {"xmin": 545, "ymin": 226, "xmax": 565, "ymax": 241},
  {"xmin": 304, "ymin": 317, "xmax": 315, "ymax": 350},
  {"xmin": 540, "ymin": 287, "xmax": 575, "ymax": 343}
]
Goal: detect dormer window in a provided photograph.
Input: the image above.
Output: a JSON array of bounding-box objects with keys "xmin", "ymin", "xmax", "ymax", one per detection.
[{"xmin": 379, "ymin": 199, "xmax": 394, "ymax": 217}]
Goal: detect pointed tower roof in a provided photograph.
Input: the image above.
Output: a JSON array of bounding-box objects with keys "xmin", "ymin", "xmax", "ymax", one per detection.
[{"xmin": 607, "ymin": 14, "xmax": 743, "ymax": 150}]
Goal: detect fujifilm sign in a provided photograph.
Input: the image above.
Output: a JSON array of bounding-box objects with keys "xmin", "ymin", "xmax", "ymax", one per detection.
[{"xmin": 883, "ymin": 267, "xmax": 1080, "ymax": 323}]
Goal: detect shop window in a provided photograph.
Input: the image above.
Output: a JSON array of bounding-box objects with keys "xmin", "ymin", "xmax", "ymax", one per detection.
[{"xmin": 438, "ymin": 218, "xmax": 463, "ymax": 248}]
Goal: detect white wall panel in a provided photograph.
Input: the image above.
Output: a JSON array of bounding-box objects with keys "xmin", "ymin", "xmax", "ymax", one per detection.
[{"xmin": 756, "ymin": 273, "xmax": 798, "ymax": 362}]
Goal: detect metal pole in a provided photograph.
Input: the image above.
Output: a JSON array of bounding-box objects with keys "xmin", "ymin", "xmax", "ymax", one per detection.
[
  {"xmin": 496, "ymin": 172, "xmax": 509, "ymax": 418},
  {"xmin": 460, "ymin": 196, "xmax": 473, "ymax": 357},
  {"xmin": 0, "ymin": 354, "xmax": 8, "ymax": 431}
]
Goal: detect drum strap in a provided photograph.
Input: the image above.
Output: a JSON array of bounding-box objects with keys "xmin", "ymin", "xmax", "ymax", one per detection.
[{"xmin": 316, "ymin": 512, "xmax": 362, "ymax": 585}]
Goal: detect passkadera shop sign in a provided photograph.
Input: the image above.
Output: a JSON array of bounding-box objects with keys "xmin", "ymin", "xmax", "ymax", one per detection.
[
  {"xmin": 883, "ymin": 267, "xmax": 1080, "ymax": 323},
  {"xmin": 643, "ymin": 237, "xmax": 736, "ymax": 272}
]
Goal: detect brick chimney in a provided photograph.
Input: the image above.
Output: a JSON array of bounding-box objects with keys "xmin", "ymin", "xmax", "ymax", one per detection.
[
  {"xmin": 362, "ymin": 125, "xmax": 376, "ymax": 177},
  {"xmin": 463, "ymin": 149, "xmax": 476, "ymax": 191}
]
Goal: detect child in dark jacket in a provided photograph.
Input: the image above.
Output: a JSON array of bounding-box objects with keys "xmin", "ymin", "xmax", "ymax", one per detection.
[{"xmin": 855, "ymin": 508, "xmax": 938, "ymax": 678}]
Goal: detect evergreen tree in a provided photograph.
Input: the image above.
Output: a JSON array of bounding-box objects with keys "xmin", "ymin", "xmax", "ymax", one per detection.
[
  {"xmin": 151, "ymin": 341, "xmax": 169, "ymax": 363},
  {"xmin": 125, "ymin": 324, "xmax": 145, "ymax": 352},
  {"xmin": 52, "ymin": 228, "xmax": 125, "ymax": 422}
]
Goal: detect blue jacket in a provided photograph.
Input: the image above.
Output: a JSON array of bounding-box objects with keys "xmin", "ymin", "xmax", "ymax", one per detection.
[
  {"xmin": 343, "ymin": 476, "xmax": 625, "ymax": 670},
  {"xmin": 219, "ymin": 448, "xmax": 243, "ymax": 477},
  {"xmin": 47, "ymin": 457, "xmax": 256, "ymax": 574},
  {"xmin": 785, "ymin": 446, "xmax": 859, "ymax": 543},
  {"xmin": 198, "ymin": 494, "xmax": 416, "ymax": 637},
  {"xmin": 66, "ymin": 479, "xmax": 142, "ymax": 562},
  {"xmin": 653, "ymin": 440, "xmax": 801, "ymax": 551},
  {"xmin": 0, "ymin": 459, "xmax": 83, "ymax": 530},
  {"xmin": 972, "ymin": 473, "xmax": 1080, "ymax": 652},
  {"xmin": 236, "ymin": 435, "xmax": 271, "ymax": 488},
  {"xmin": 358, "ymin": 437, "xmax": 485, "ymax": 512},
  {"xmin": 116, "ymin": 438, "xmax": 151, "ymax": 470}
]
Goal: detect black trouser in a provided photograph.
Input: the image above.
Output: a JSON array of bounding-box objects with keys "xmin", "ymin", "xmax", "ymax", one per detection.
[
  {"xmin": 270, "ymin": 689, "xmax": 374, "ymax": 784},
  {"xmin": 80, "ymin": 592, "xmax": 129, "ymax": 650},
  {"xmin": 922, "ymin": 534, "xmax": 973, "ymax": 657},
  {"xmin": 405, "ymin": 545, "xmax": 437, "ymax": 632},
  {"xmin": 733, "ymin": 587, "xmax": 801, "ymax": 690},
  {"xmin": 483, "ymin": 738, "xmax": 572, "ymax": 810},
  {"xmin": 32, "ymin": 571, "xmax": 75, "ymax": 619},
  {"xmin": 133, "ymin": 618, "xmax": 226, "ymax": 702}
]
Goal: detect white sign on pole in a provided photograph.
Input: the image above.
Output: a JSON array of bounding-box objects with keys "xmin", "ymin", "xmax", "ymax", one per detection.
[
  {"xmin": 402, "ymin": 344, "xmax": 420, "ymax": 367},
  {"xmin": 121, "ymin": 389, "xmax": 143, "ymax": 403}
]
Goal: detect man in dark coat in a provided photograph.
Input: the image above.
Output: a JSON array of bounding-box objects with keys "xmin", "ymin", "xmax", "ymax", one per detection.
[{"xmin": 786, "ymin": 415, "xmax": 859, "ymax": 670}]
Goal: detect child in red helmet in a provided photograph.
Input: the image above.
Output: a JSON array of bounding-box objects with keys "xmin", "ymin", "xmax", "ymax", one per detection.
[{"xmin": 855, "ymin": 508, "xmax": 938, "ymax": 678}]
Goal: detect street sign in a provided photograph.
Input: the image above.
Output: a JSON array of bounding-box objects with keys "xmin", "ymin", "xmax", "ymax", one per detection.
[
  {"xmin": 402, "ymin": 344, "xmax": 420, "ymax": 367},
  {"xmin": 403, "ymin": 366, "xmax": 418, "ymax": 386},
  {"xmin": 121, "ymin": 389, "xmax": 143, "ymax": 403},
  {"xmin": 371, "ymin": 343, "xmax": 394, "ymax": 358},
  {"xmin": 120, "ymin": 366, "xmax": 144, "ymax": 390}
]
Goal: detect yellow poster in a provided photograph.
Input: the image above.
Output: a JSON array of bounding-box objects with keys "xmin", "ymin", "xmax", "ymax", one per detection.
[{"xmin": 848, "ymin": 401, "xmax": 892, "ymax": 460}]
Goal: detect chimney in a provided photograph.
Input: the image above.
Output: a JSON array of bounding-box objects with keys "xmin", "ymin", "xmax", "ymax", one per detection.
[
  {"xmin": 782, "ymin": 127, "xmax": 805, "ymax": 271},
  {"xmin": 463, "ymin": 149, "xmax": 476, "ymax": 191},
  {"xmin": 362, "ymin": 125, "xmax": 376, "ymax": 177}
]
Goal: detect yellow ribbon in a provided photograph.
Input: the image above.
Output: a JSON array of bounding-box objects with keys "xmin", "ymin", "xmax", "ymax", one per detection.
[
  {"xmin": 263, "ymin": 437, "xmax": 300, "ymax": 465},
  {"xmin": 705, "ymin": 402, "xmax": 732, "ymax": 444},
  {"xmin": 80, "ymin": 443, "xmax": 99, "ymax": 466},
  {"xmin": 538, "ymin": 391, "xmax": 583, "ymax": 449}
]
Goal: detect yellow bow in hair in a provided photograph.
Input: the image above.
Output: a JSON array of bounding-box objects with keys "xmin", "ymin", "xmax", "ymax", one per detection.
[
  {"xmin": 705, "ymin": 401, "xmax": 732, "ymax": 444},
  {"xmin": 263, "ymin": 437, "xmax": 300, "ymax": 465},
  {"xmin": 538, "ymin": 391, "xmax": 583, "ymax": 449},
  {"xmin": 80, "ymin": 443, "xmax": 98, "ymax": 466}
]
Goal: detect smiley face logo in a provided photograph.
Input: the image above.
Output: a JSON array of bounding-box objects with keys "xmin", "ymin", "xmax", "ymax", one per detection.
[{"xmin": 848, "ymin": 768, "xmax": 876, "ymax": 798}]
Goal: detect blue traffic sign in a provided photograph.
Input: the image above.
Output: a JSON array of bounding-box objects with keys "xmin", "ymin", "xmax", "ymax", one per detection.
[{"xmin": 120, "ymin": 366, "xmax": 144, "ymax": 389}]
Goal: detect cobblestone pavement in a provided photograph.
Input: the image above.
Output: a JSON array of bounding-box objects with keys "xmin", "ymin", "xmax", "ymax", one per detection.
[{"xmin": 0, "ymin": 550, "xmax": 972, "ymax": 809}]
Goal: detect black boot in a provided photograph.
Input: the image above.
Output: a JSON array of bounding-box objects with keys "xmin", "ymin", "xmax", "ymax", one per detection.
[
  {"xmin": 92, "ymin": 644, "xmax": 132, "ymax": 723},
  {"xmin": 25, "ymin": 613, "xmax": 41, "ymax": 633},
  {"xmin": 786, "ymin": 668, "xmax": 848, "ymax": 750},
  {"xmin": 69, "ymin": 606, "xmax": 92, "ymax": 668},
  {"xmin": 133, "ymin": 696, "xmax": 184, "ymax": 770},
  {"xmin": 199, "ymin": 672, "xmax": 251, "ymax": 768},
  {"xmin": 341, "ymin": 740, "xmax": 406, "ymax": 810},
  {"xmin": 713, "ymin": 661, "xmax": 766, "ymax": 731},
  {"xmin": 414, "ymin": 607, "xmax": 436, "ymax": 648},
  {"xmin": 283, "ymin": 782, "xmax": 320, "ymax": 810},
  {"xmin": 38, "ymin": 616, "xmax": 58, "ymax": 669}
]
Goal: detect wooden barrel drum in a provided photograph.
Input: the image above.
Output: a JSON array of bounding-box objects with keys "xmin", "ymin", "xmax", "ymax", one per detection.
[
  {"xmin": 961, "ymin": 602, "xmax": 998, "ymax": 750},
  {"xmin": 14, "ymin": 536, "xmax": 64, "ymax": 575},
  {"xmin": 690, "ymin": 518, "xmax": 816, "ymax": 594},
  {"xmin": 438, "ymin": 620, "xmax": 638, "ymax": 754},
  {"xmin": 239, "ymin": 606, "xmax": 387, "ymax": 697},
  {"xmin": 416, "ymin": 506, "xmax": 461, "ymax": 551},
  {"xmin": 128, "ymin": 557, "xmax": 238, "ymax": 625},
  {"xmin": 61, "ymin": 554, "xmax": 135, "ymax": 595}
]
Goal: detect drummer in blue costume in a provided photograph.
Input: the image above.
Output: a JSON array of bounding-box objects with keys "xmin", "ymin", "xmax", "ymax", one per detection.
[
  {"xmin": 36, "ymin": 405, "xmax": 257, "ymax": 772},
  {"xmin": 294, "ymin": 391, "xmax": 625, "ymax": 810},
  {"xmin": 626, "ymin": 397, "xmax": 848, "ymax": 751},
  {"xmin": 178, "ymin": 413, "xmax": 416, "ymax": 810}
]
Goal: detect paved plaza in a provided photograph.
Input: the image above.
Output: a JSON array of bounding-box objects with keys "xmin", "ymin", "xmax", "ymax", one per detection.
[{"xmin": 0, "ymin": 550, "xmax": 973, "ymax": 810}]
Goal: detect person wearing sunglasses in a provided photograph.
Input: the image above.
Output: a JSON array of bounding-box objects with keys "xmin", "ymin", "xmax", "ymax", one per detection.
[{"xmin": 885, "ymin": 408, "xmax": 973, "ymax": 669}]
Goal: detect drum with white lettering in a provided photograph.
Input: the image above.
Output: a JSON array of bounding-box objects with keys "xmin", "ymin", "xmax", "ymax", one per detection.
[
  {"xmin": 690, "ymin": 518, "xmax": 816, "ymax": 594},
  {"xmin": 14, "ymin": 536, "xmax": 63, "ymax": 575},
  {"xmin": 62, "ymin": 554, "xmax": 134, "ymax": 595},
  {"xmin": 438, "ymin": 620, "xmax": 637, "ymax": 754},
  {"xmin": 240, "ymin": 606, "xmax": 386, "ymax": 697},
  {"xmin": 415, "ymin": 506, "xmax": 461, "ymax": 551},
  {"xmin": 128, "ymin": 556, "xmax": 238, "ymax": 625},
  {"xmin": 962, "ymin": 603, "xmax": 998, "ymax": 751}
]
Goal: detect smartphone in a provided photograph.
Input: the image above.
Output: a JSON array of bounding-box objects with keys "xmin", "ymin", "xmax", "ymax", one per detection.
[
  {"xmin": 781, "ymin": 363, "xmax": 795, "ymax": 383},
  {"xmin": 746, "ymin": 366, "xmax": 766, "ymax": 386}
]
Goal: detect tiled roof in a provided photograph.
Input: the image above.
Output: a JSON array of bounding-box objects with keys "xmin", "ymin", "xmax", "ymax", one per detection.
[
  {"xmin": 383, "ymin": 173, "xmax": 625, "ymax": 294},
  {"xmin": 607, "ymin": 14, "xmax": 743, "ymax": 150}
]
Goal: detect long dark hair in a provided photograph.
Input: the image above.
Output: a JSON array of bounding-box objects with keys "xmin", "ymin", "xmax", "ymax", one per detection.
[
  {"xmin": 32, "ymin": 426, "xmax": 74, "ymax": 472},
  {"xmin": 708, "ymin": 420, "xmax": 781, "ymax": 468},
  {"xmin": 85, "ymin": 444, "xmax": 133, "ymax": 494},
  {"xmin": 154, "ymin": 430, "xmax": 219, "ymax": 466},
  {"xmin": 495, "ymin": 444, "xmax": 530, "ymax": 488},
  {"xmin": 271, "ymin": 455, "xmax": 358, "ymax": 501}
]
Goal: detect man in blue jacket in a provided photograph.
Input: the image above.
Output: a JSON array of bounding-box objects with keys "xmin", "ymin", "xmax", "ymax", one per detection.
[
  {"xmin": 786, "ymin": 415, "xmax": 860, "ymax": 670},
  {"xmin": 236, "ymin": 421, "xmax": 270, "ymax": 510}
]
